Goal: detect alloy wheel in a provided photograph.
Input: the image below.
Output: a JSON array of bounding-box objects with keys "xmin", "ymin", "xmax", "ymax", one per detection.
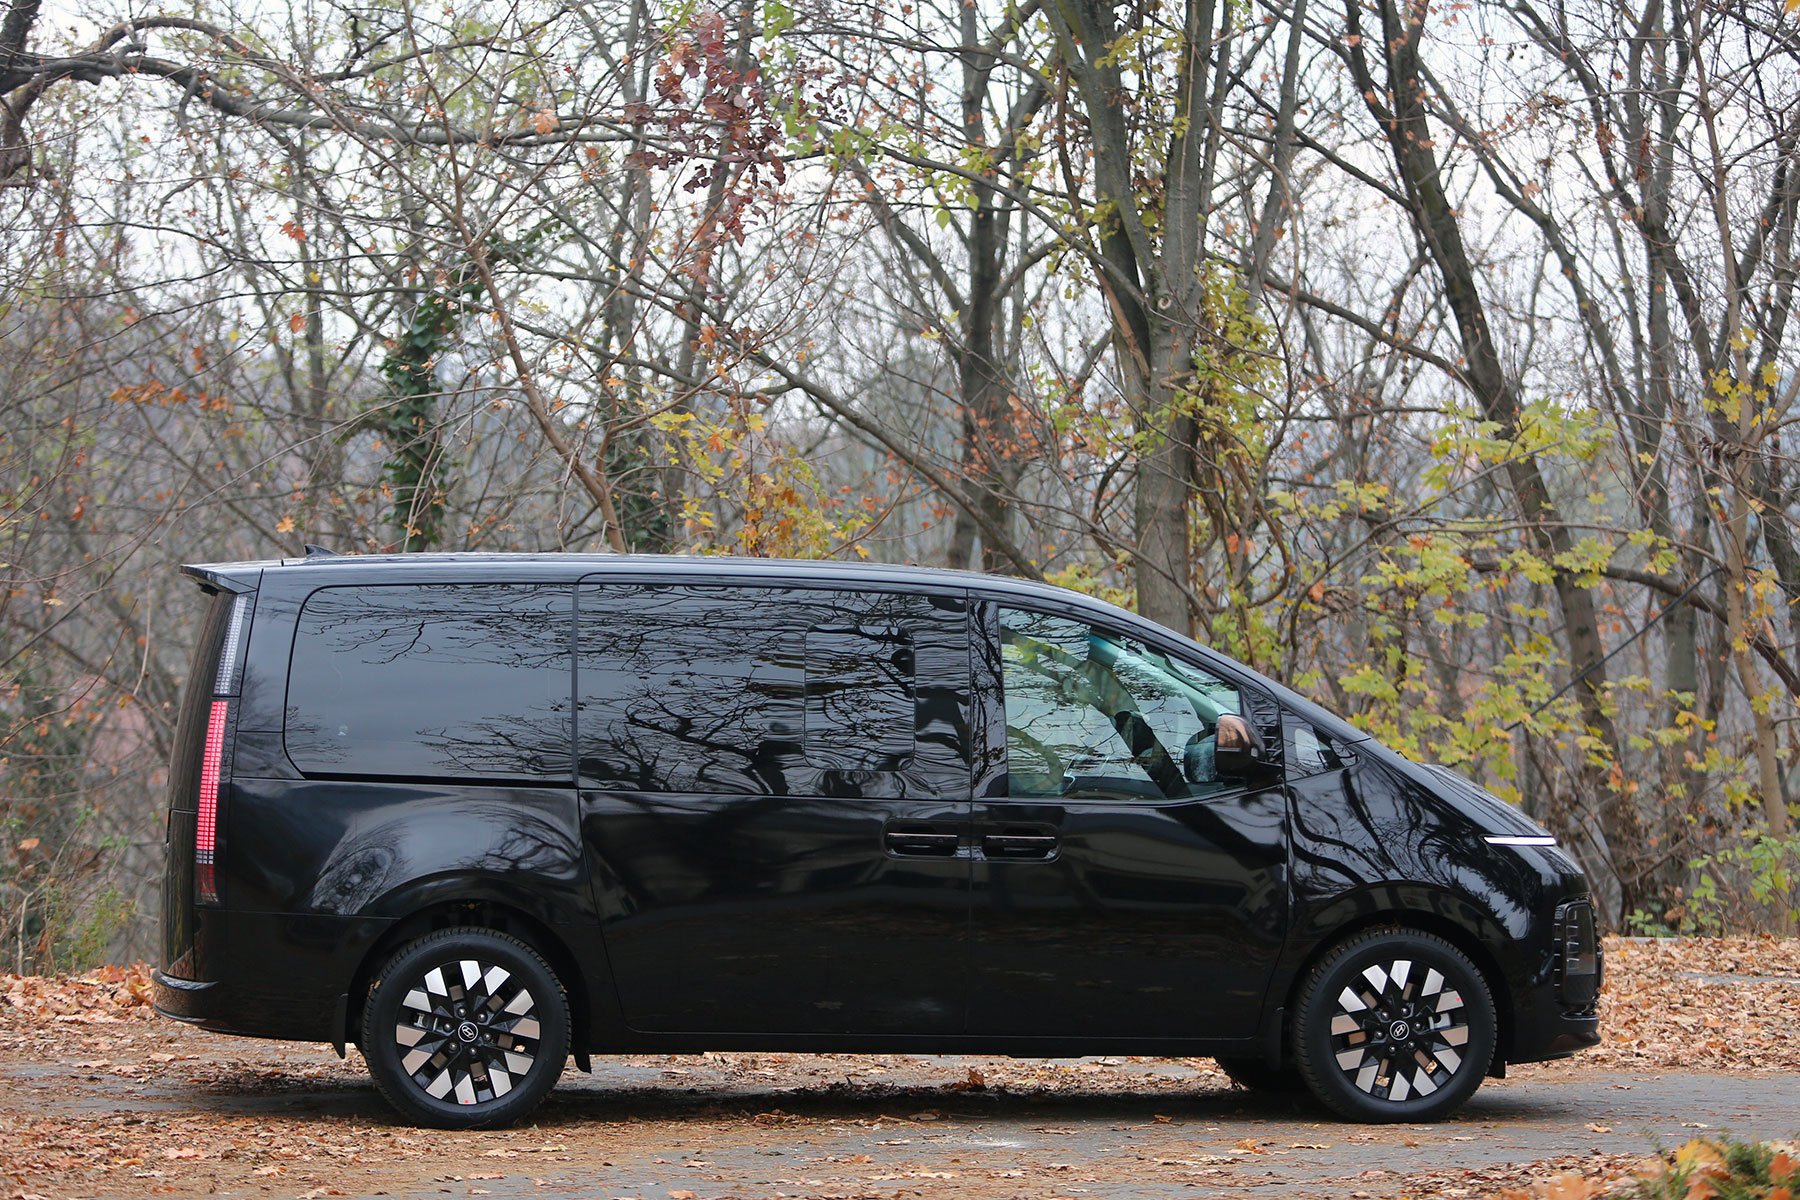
[
  {"xmin": 393, "ymin": 957, "xmax": 543, "ymax": 1106},
  {"xmin": 1327, "ymin": 957, "xmax": 1470, "ymax": 1103}
]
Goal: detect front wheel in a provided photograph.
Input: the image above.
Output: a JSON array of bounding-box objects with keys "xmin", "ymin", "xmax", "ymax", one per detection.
[
  {"xmin": 361, "ymin": 928, "xmax": 569, "ymax": 1129},
  {"xmin": 1291, "ymin": 927, "xmax": 1495, "ymax": 1123}
]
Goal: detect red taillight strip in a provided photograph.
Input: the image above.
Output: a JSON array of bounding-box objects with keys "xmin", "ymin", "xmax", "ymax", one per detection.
[{"xmin": 195, "ymin": 699, "xmax": 228, "ymax": 904}]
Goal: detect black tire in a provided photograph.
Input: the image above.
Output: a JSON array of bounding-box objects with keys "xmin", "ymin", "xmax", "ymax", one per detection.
[
  {"xmin": 1214, "ymin": 1056, "xmax": 1307, "ymax": 1094},
  {"xmin": 361, "ymin": 928, "xmax": 569, "ymax": 1129},
  {"xmin": 1291, "ymin": 927, "xmax": 1495, "ymax": 1123}
]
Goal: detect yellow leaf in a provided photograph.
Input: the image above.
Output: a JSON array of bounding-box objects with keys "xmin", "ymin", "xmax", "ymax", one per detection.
[
  {"xmin": 276, "ymin": 515, "xmax": 296, "ymax": 533},
  {"xmin": 1675, "ymin": 1140, "xmax": 1726, "ymax": 1174}
]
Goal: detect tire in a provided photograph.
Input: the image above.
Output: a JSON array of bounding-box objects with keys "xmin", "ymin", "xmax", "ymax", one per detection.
[
  {"xmin": 1291, "ymin": 927, "xmax": 1495, "ymax": 1123},
  {"xmin": 361, "ymin": 928, "xmax": 569, "ymax": 1129},
  {"xmin": 1214, "ymin": 1056, "xmax": 1306, "ymax": 1094}
]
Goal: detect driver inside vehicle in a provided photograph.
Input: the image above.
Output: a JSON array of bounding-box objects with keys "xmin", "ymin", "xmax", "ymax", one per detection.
[{"xmin": 999, "ymin": 608, "xmax": 1243, "ymax": 802}]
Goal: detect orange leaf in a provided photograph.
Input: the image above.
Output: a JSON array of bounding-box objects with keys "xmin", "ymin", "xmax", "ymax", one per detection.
[
  {"xmin": 288, "ymin": 312, "xmax": 306, "ymax": 333},
  {"xmin": 533, "ymin": 110, "xmax": 556, "ymax": 135},
  {"xmin": 1533, "ymin": 1174, "xmax": 1604, "ymax": 1200}
]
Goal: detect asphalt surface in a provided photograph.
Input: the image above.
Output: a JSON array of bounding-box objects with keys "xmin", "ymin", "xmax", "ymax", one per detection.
[{"xmin": 9, "ymin": 1039, "xmax": 1800, "ymax": 1199}]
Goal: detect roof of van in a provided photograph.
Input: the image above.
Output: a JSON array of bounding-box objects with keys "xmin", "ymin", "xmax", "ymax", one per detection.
[
  {"xmin": 183, "ymin": 551, "xmax": 1106, "ymax": 612},
  {"xmin": 192, "ymin": 551, "xmax": 1047, "ymax": 589}
]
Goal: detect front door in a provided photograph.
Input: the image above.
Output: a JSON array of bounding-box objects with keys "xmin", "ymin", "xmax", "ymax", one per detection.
[
  {"xmin": 967, "ymin": 604, "xmax": 1288, "ymax": 1039},
  {"xmin": 576, "ymin": 581, "xmax": 972, "ymax": 1036}
]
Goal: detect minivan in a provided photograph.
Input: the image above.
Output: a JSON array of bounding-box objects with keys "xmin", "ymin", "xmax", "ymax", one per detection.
[{"xmin": 153, "ymin": 553, "xmax": 1600, "ymax": 1128}]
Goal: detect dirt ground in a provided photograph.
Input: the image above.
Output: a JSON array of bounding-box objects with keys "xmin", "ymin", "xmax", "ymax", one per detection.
[{"xmin": 2, "ymin": 936, "xmax": 1797, "ymax": 1200}]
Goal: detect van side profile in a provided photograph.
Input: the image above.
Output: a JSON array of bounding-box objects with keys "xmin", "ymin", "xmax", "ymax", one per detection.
[{"xmin": 154, "ymin": 554, "xmax": 1600, "ymax": 1127}]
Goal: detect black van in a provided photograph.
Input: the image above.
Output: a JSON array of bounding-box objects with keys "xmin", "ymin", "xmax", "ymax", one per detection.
[{"xmin": 153, "ymin": 553, "xmax": 1599, "ymax": 1127}]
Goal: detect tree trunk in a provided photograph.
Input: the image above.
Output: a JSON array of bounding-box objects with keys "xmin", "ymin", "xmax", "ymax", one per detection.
[{"xmin": 1345, "ymin": 0, "xmax": 1642, "ymax": 915}]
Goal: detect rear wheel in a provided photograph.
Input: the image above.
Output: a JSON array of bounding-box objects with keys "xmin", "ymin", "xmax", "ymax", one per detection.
[
  {"xmin": 361, "ymin": 928, "xmax": 569, "ymax": 1129},
  {"xmin": 1291, "ymin": 927, "xmax": 1495, "ymax": 1123}
]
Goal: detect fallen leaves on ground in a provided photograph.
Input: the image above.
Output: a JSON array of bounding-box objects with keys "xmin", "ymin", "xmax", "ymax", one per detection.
[
  {"xmin": 1586, "ymin": 937, "xmax": 1800, "ymax": 1072},
  {"xmin": 2, "ymin": 940, "xmax": 1798, "ymax": 1198},
  {"xmin": 1497, "ymin": 1136, "xmax": 1800, "ymax": 1200}
]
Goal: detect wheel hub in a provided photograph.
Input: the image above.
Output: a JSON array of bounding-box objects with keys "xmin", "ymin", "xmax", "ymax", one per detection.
[
  {"xmin": 393, "ymin": 958, "xmax": 541, "ymax": 1107},
  {"xmin": 1329, "ymin": 957, "xmax": 1469, "ymax": 1103}
]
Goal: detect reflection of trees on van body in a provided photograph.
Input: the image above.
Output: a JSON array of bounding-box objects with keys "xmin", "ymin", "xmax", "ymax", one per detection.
[
  {"xmin": 575, "ymin": 585, "xmax": 975, "ymax": 975},
  {"xmin": 307, "ymin": 800, "xmax": 580, "ymax": 914},
  {"xmin": 576, "ymin": 585, "xmax": 950, "ymax": 796},
  {"xmin": 286, "ymin": 585, "xmax": 572, "ymax": 782}
]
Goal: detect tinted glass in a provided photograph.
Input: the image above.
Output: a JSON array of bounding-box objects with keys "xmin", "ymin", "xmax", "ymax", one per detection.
[
  {"xmin": 999, "ymin": 607, "xmax": 1241, "ymax": 801},
  {"xmin": 577, "ymin": 584, "xmax": 958, "ymax": 795},
  {"xmin": 805, "ymin": 627, "xmax": 914, "ymax": 770},
  {"xmin": 285, "ymin": 584, "xmax": 572, "ymax": 781},
  {"xmin": 1286, "ymin": 720, "xmax": 1342, "ymax": 777}
]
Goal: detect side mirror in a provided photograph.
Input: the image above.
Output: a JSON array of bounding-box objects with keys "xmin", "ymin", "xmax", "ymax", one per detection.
[{"xmin": 1212, "ymin": 713, "xmax": 1277, "ymax": 781}]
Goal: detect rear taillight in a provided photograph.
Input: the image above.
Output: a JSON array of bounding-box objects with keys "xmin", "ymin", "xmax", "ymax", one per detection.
[{"xmin": 195, "ymin": 699, "xmax": 228, "ymax": 904}]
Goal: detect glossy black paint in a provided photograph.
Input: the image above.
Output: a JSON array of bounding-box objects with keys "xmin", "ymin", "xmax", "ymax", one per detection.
[
  {"xmin": 153, "ymin": 553, "xmax": 1599, "ymax": 1072},
  {"xmin": 965, "ymin": 600, "xmax": 1288, "ymax": 1041},
  {"xmin": 575, "ymin": 582, "xmax": 973, "ymax": 1035}
]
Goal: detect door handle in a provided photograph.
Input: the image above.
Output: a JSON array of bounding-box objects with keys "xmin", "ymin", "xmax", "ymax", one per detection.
[
  {"xmin": 981, "ymin": 833, "xmax": 1059, "ymax": 859},
  {"xmin": 884, "ymin": 829, "xmax": 960, "ymax": 857}
]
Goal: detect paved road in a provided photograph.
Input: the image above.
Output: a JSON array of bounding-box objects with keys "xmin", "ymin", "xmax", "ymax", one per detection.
[{"xmin": 10, "ymin": 1039, "xmax": 1800, "ymax": 1199}]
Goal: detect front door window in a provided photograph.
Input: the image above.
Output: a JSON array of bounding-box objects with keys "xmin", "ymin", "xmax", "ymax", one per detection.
[{"xmin": 998, "ymin": 608, "xmax": 1243, "ymax": 801}]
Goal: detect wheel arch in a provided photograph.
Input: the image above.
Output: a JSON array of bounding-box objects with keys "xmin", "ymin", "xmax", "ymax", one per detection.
[
  {"xmin": 348, "ymin": 898, "xmax": 592, "ymax": 1055},
  {"xmin": 1270, "ymin": 895, "xmax": 1517, "ymax": 1072}
]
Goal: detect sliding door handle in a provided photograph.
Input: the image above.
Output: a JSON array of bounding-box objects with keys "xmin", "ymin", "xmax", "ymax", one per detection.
[
  {"xmin": 981, "ymin": 833, "xmax": 1059, "ymax": 859},
  {"xmin": 884, "ymin": 830, "xmax": 960, "ymax": 857}
]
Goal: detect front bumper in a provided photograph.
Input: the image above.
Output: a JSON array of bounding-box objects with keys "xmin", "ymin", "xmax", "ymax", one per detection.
[{"xmin": 1506, "ymin": 897, "xmax": 1604, "ymax": 1064}]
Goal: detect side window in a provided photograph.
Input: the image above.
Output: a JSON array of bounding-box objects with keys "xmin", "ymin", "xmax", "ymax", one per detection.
[
  {"xmin": 1286, "ymin": 720, "xmax": 1345, "ymax": 777},
  {"xmin": 285, "ymin": 584, "xmax": 572, "ymax": 782},
  {"xmin": 805, "ymin": 627, "xmax": 914, "ymax": 771},
  {"xmin": 577, "ymin": 585, "xmax": 951, "ymax": 795},
  {"xmin": 999, "ymin": 608, "xmax": 1242, "ymax": 802},
  {"xmin": 575, "ymin": 586, "xmax": 802, "ymax": 794}
]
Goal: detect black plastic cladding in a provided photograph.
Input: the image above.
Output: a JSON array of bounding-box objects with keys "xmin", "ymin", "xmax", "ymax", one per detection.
[{"xmin": 153, "ymin": 553, "xmax": 1599, "ymax": 1067}]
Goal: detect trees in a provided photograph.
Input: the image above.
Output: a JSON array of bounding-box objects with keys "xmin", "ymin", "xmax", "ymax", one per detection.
[{"xmin": 0, "ymin": 0, "xmax": 1796, "ymax": 948}]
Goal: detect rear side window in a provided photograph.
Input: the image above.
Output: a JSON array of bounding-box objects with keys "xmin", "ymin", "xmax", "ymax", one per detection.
[
  {"xmin": 285, "ymin": 584, "xmax": 572, "ymax": 782},
  {"xmin": 805, "ymin": 627, "xmax": 914, "ymax": 771},
  {"xmin": 576, "ymin": 584, "xmax": 959, "ymax": 795}
]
